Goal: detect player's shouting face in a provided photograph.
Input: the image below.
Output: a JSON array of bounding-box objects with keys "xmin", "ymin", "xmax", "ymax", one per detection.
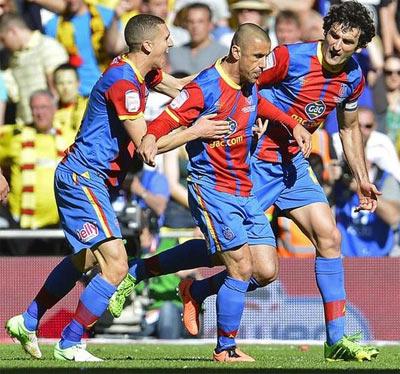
[
  {"xmin": 322, "ymin": 22, "xmax": 361, "ymax": 68},
  {"xmin": 237, "ymin": 37, "xmax": 270, "ymax": 84},
  {"xmin": 148, "ymin": 23, "xmax": 174, "ymax": 70}
]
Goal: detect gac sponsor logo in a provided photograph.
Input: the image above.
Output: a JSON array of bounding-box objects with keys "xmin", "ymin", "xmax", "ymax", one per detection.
[
  {"xmin": 305, "ymin": 100, "xmax": 326, "ymax": 120},
  {"xmin": 291, "ymin": 114, "xmax": 323, "ymax": 130},
  {"xmin": 77, "ymin": 222, "xmax": 99, "ymax": 243},
  {"xmin": 210, "ymin": 135, "xmax": 244, "ymax": 148}
]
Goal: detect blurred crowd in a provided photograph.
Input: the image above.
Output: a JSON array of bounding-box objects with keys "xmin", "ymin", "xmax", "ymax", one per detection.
[{"xmin": 0, "ymin": 0, "xmax": 399, "ymax": 266}]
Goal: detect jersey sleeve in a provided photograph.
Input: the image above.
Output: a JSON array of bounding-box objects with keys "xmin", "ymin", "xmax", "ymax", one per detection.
[
  {"xmin": 257, "ymin": 45, "xmax": 290, "ymax": 87},
  {"xmin": 257, "ymin": 95, "xmax": 298, "ymax": 130},
  {"xmin": 343, "ymin": 75, "xmax": 365, "ymax": 112},
  {"xmin": 147, "ymin": 82, "xmax": 205, "ymax": 140},
  {"xmin": 105, "ymin": 79, "xmax": 144, "ymax": 121},
  {"xmin": 145, "ymin": 69, "xmax": 163, "ymax": 89}
]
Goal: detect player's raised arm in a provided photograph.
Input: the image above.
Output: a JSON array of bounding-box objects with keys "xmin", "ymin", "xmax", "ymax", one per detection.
[
  {"xmin": 0, "ymin": 167, "xmax": 9, "ymax": 202},
  {"xmin": 152, "ymin": 71, "xmax": 197, "ymax": 99},
  {"xmin": 257, "ymin": 95, "xmax": 312, "ymax": 157},
  {"xmin": 337, "ymin": 106, "xmax": 381, "ymax": 212},
  {"xmin": 138, "ymin": 83, "xmax": 205, "ymax": 165}
]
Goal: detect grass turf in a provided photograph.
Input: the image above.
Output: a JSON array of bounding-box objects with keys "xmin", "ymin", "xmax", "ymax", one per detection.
[{"xmin": 0, "ymin": 343, "xmax": 399, "ymax": 374}]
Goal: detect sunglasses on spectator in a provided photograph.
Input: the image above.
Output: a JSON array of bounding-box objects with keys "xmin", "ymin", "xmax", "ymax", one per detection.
[
  {"xmin": 384, "ymin": 69, "xmax": 400, "ymax": 76},
  {"xmin": 360, "ymin": 123, "xmax": 374, "ymax": 129}
]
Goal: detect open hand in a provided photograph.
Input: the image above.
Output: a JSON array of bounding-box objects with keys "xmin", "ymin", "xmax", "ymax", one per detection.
[
  {"xmin": 293, "ymin": 124, "xmax": 312, "ymax": 158},
  {"xmin": 191, "ymin": 114, "xmax": 229, "ymax": 140},
  {"xmin": 252, "ymin": 118, "xmax": 268, "ymax": 140},
  {"xmin": 355, "ymin": 181, "xmax": 382, "ymax": 213}
]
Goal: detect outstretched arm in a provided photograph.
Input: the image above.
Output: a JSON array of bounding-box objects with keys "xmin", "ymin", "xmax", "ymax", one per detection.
[
  {"xmin": 337, "ymin": 107, "xmax": 381, "ymax": 212},
  {"xmin": 153, "ymin": 72, "xmax": 197, "ymax": 99}
]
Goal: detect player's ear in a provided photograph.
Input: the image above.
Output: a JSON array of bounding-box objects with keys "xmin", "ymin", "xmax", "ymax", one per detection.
[
  {"xmin": 231, "ymin": 44, "xmax": 241, "ymax": 60},
  {"xmin": 142, "ymin": 40, "xmax": 153, "ymax": 55}
]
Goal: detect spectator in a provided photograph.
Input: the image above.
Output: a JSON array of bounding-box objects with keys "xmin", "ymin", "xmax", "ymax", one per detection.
[
  {"xmin": 0, "ymin": 90, "xmax": 73, "ymax": 253},
  {"xmin": 333, "ymin": 106, "xmax": 400, "ymax": 183},
  {"xmin": 0, "ymin": 13, "xmax": 68, "ymax": 124},
  {"xmin": 299, "ymin": 9, "xmax": 323, "ymax": 42},
  {"xmin": 334, "ymin": 159, "xmax": 400, "ymax": 257},
  {"xmin": 274, "ymin": 10, "xmax": 302, "ymax": 45},
  {"xmin": 44, "ymin": 0, "xmax": 119, "ymax": 96},
  {"xmin": 53, "ymin": 63, "xmax": 87, "ymax": 143},
  {"xmin": 142, "ymin": 0, "xmax": 189, "ymax": 46},
  {"xmin": 230, "ymin": 0, "xmax": 275, "ymax": 29},
  {"xmin": 384, "ymin": 54, "xmax": 400, "ymax": 145},
  {"xmin": 168, "ymin": 2, "xmax": 228, "ymax": 74}
]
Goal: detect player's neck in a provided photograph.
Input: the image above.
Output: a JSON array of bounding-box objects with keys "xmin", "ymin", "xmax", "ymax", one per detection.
[
  {"xmin": 220, "ymin": 57, "xmax": 241, "ymax": 86},
  {"xmin": 126, "ymin": 52, "xmax": 154, "ymax": 79}
]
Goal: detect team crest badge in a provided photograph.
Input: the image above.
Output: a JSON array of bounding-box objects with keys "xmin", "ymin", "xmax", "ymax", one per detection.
[
  {"xmin": 125, "ymin": 90, "xmax": 140, "ymax": 112},
  {"xmin": 225, "ymin": 117, "xmax": 237, "ymax": 137},
  {"xmin": 222, "ymin": 226, "xmax": 235, "ymax": 241},
  {"xmin": 305, "ymin": 100, "xmax": 326, "ymax": 120}
]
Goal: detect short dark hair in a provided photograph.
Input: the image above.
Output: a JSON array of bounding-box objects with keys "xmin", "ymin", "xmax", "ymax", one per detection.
[
  {"xmin": 186, "ymin": 2, "xmax": 213, "ymax": 22},
  {"xmin": 231, "ymin": 23, "xmax": 270, "ymax": 50},
  {"xmin": 124, "ymin": 14, "xmax": 165, "ymax": 52},
  {"xmin": 54, "ymin": 63, "xmax": 79, "ymax": 80},
  {"xmin": 275, "ymin": 10, "xmax": 301, "ymax": 28},
  {"xmin": 323, "ymin": 1, "xmax": 375, "ymax": 49}
]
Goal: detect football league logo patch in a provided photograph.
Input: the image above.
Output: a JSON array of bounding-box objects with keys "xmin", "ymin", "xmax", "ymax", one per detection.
[
  {"xmin": 305, "ymin": 100, "xmax": 326, "ymax": 120},
  {"xmin": 125, "ymin": 90, "xmax": 140, "ymax": 112},
  {"xmin": 170, "ymin": 89, "xmax": 189, "ymax": 109}
]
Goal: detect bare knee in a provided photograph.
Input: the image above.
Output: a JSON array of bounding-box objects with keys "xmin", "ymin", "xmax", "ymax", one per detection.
[
  {"xmin": 102, "ymin": 259, "xmax": 128, "ymax": 286},
  {"xmin": 252, "ymin": 260, "xmax": 279, "ymax": 287},
  {"xmin": 95, "ymin": 239, "xmax": 129, "ymax": 286},
  {"xmin": 317, "ymin": 225, "xmax": 341, "ymax": 258}
]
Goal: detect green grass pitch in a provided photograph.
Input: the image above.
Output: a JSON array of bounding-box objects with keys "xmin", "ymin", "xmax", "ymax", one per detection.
[{"xmin": 0, "ymin": 343, "xmax": 399, "ymax": 374}]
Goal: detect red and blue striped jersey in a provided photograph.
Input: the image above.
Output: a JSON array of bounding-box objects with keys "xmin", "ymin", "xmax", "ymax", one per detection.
[
  {"xmin": 62, "ymin": 55, "xmax": 162, "ymax": 188},
  {"xmin": 255, "ymin": 41, "xmax": 365, "ymax": 163},
  {"xmin": 148, "ymin": 59, "xmax": 299, "ymax": 197}
]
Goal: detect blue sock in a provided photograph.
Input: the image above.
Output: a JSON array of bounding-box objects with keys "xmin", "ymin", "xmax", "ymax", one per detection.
[
  {"xmin": 23, "ymin": 256, "xmax": 82, "ymax": 331},
  {"xmin": 315, "ymin": 257, "xmax": 346, "ymax": 346},
  {"xmin": 128, "ymin": 239, "xmax": 211, "ymax": 283},
  {"xmin": 216, "ymin": 276, "xmax": 249, "ymax": 352},
  {"xmin": 60, "ymin": 274, "xmax": 116, "ymax": 349},
  {"xmin": 191, "ymin": 271, "xmax": 262, "ymax": 304}
]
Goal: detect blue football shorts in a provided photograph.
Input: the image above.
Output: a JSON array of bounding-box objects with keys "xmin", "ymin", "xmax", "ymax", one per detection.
[
  {"xmin": 54, "ymin": 164, "xmax": 122, "ymax": 253},
  {"xmin": 251, "ymin": 152, "xmax": 328, "ymax": 212},
  {"xmin": 188, "ymin": 181, "xmax": 275, "ymax": 255}
]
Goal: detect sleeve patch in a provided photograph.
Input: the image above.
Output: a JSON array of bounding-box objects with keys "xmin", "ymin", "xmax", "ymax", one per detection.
[
  {"xmin": 265, "ymin": 52, "xmax": 276, "ymax": 70},
  {"xmin": 125, "ymin": 90, "xmax": 140, "ymax": 112},
  {"xmin": 170, "ymin": 89, "xmax": 189, "ymax": 109}
]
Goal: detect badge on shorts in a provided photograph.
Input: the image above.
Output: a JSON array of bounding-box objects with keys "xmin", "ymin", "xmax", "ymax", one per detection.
[
  {"xmin": 125, "ymin": 90, "xmax": 140, "ymax": 112},
  {"xmin": 223, "ymin": 226, "xmax": 235, "ymax": 241}
]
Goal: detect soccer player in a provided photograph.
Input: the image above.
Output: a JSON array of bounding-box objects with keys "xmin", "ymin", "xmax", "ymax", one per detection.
[
  {"xmin": 4, "ymin": 14, "xmax": 228, "ymax": 361},
  {"xmin": 180, "ymin": 0, "xmax": 381, "ymax": 362},
  {"xmin": 110, "ymin": 1, "xmax": 381, "ymax": 363},
  {"xmin": 136, "ymin": 23, "xmax": 311, "ymax": 362}
]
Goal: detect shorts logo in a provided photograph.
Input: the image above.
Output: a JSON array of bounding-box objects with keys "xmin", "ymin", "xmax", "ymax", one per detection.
[
  {"xmin": 305, "ymin": 100, "xmax": 326, "ymax": 120},
  {"xmin": 223, "ymin": 226, "xmax": 235, "ymax": 241},
  {"xmin": 77, "ymin": 222, "xmax": 99, "ymax": 243},
  {"xmin": 125, "ymin": 90, "xmax": 140, "ymax": 112},
  {"xmin": 170, "ymin": 89, "xmax": 189, "ymax": 109},
  {"xmin": 225, "ymin": 117, "xmax": 237, "ymax": 137}
]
